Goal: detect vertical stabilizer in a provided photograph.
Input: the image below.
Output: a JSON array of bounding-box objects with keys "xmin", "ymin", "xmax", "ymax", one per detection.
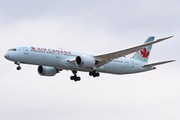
[{"xmin": 131, "ymin": 36, "xmax": 155, "ymax": 63}]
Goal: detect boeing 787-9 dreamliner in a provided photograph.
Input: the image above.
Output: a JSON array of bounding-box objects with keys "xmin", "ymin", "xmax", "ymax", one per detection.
[{"xmin": 4, "ymin": 36, "xmax": 176, "ymax": 82}]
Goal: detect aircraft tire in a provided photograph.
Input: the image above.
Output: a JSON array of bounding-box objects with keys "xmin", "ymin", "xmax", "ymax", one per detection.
[
  {"xmin": 17, "ymin": 66, "xmax": 21, "ymax": 70},
  {"xmin": 77, "ymin": 77, "xmax": 81, "ymax": 81},
  {"xmin": 89, "ymin": 72, "xmax": 93, "ymax": 76},
  {"xmin": 93, "ymin": 74, "xmax": 96, "ymax": 77},
  {"xmin": 73, "ymin": 76, "xmax": 77, "ymax": 81},
  {"xmin": 74, "ymin": 78, "xmax": 78, "ymax": 82},
  {"xmin": 96, "ymin": 73, "xmax": 100, "ymax": 77},
  {"xmin": 70, "ymin": 76, "xmax": 74, "ymax": 80}
]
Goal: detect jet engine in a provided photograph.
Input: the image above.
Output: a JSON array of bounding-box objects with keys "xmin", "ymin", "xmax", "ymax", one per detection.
[
  {"xmin": 75, "ymin": 55, "xmax": 96, "ymax": 67},
  {"xmin": 37, "ymin": 66, "xmax": 58, "ymax": 76}
]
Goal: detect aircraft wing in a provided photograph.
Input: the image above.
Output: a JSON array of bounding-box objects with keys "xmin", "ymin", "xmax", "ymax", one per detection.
[
  {"xmin": 92, "ymin": 36, "xmax": 173, "ymax": 70},
  {"xmin": 141, "ymin": 60, "xmax": 176, "ymax": 67}
]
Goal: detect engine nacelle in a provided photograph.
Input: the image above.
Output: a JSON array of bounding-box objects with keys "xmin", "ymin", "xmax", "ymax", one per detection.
[
  {"xmin": 37, "ymin": 66, "xmax": 58, "ymax": 76},
  {"xmin": 75, "ymin": 55, "xmax": 96, "ymax": 67}
]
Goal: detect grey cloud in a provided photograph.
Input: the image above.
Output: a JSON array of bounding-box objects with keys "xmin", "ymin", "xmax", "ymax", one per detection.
[{"xmin": 0, "ymin": 0, "xmax": 180, "ymax": 120}]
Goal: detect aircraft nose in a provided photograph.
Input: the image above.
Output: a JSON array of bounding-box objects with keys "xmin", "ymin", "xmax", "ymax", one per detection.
[{"xmin": 4, "ymin": 52, "xmax": 9, "ymax": 59}]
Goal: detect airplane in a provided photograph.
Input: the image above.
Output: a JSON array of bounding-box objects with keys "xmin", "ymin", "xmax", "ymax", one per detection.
[{"xmin": 4, "ymin": 36, "xmax": 176, "ymax": 82}]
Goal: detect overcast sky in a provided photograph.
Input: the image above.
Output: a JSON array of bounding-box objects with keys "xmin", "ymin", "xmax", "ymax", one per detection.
[{"xmin": 0, "ymin": 0, "xmax": 180, "ymax": 120}]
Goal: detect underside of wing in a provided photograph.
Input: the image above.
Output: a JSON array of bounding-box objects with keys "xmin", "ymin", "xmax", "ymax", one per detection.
[{"xmin": 92, "ymin": 36, "xmax": 173, "ymax": 70}]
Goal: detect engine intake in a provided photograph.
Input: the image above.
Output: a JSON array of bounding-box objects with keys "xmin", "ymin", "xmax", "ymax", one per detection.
[
  {"xmin": 38, "ymin": 66, "xmax": 58, "ymax": 76},
  {"xmin": 75, "ymin": 55, "xmax": 95, "ymax": 67}
]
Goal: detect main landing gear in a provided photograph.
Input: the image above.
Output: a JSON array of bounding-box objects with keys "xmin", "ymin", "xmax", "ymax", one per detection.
[
  {"xmin": 70, "ymin": 71, "xmax": 81, "ymax": 82},
  {"xmin": 89, "ymin": 71, "xmax": 100, "ymax": 77},
  {"xmin": 70, "ymin": 71, "xmax": 100, "ymax": 81},
  {"xmin": 15, "ymin": 61, "xmax": 21, "ymax": 70}
]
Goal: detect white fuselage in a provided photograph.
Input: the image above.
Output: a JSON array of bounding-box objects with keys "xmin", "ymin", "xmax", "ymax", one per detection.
[{"xmin": 5, "ymin": 46, "xmax": 153, "ymax": 75}]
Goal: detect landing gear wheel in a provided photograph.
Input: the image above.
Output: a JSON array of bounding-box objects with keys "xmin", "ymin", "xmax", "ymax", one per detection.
[
  {"xmin": 70, "ymin": 71, "xmax": 81, "ymax": 82},
  {"xmin": 77, "ymin": 77, "xmax": 81, "ymax": 81},
  {"xmin": 70, "ymin": 76, "xmax": 74, "ymax": 80},
  {"xmin": 90, "ymin": 71, "xmax": 100, "ymax": 77},
  {"xmin": 89, "ymin": 72, "xmax": 93, "ymax": 76},
  {"xmin": 96, "ymin": 73, "xmax": 100, "ymax": 77},
  {"xmin": 17, "ymin": 66, "xmax": 21, "ymax": 70},
  {"xmin": 73, "ymin": 76, "xmax": 81, "ymax": 82},
  {"xmin": 93, "ymin": 74, "xmax": 96, "ymax": 77},
  {"xmin": 74, "ymin": 77, "xmax": 78, "ymax": 82}
]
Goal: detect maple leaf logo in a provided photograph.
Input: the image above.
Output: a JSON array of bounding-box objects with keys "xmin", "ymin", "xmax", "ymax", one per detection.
[
  {"xmin": 31, "ymin": 47, "xmax": 35, "ymax": 50},
  {"xmin": 141, "ymin": 48, "xmax": 149, "ymax": 58}
]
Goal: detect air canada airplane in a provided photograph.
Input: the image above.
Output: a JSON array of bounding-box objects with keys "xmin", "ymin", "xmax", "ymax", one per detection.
[{"xmin": 4, "ymin": 36, "xmax": 176, "ymax": 82}]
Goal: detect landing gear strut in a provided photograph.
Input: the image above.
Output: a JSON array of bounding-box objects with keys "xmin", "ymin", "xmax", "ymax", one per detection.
[
  {"xmin": 89, "ymin": 71, "xmax": 100, "ymax": 77},
  {"xmin": 70, "ymin": 71, "xmax": 81, "ymax": 82},
  {"xmin": 15, "ymin": 61, "xmax": 21, "ymax": 70}
]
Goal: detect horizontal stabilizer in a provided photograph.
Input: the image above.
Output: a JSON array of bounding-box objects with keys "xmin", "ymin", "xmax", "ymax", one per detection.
[{"xmin": 141, "ymin": 60, "xmax": 176, "ymax": 67}]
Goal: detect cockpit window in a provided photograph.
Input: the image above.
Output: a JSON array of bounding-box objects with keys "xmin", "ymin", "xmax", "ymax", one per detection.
[{"xmin": 8, "ymin": 48, "xmax": 17, "ymax": 51}]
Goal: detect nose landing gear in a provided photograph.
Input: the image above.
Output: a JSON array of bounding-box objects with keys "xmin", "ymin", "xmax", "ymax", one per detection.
[
  {"xmin": 15, "ymin": 61, "xmax": 21, "ymax": 70},
  {"xmin": 17, "ymin": 66, "xmax": 21, "ymax": 70}
]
